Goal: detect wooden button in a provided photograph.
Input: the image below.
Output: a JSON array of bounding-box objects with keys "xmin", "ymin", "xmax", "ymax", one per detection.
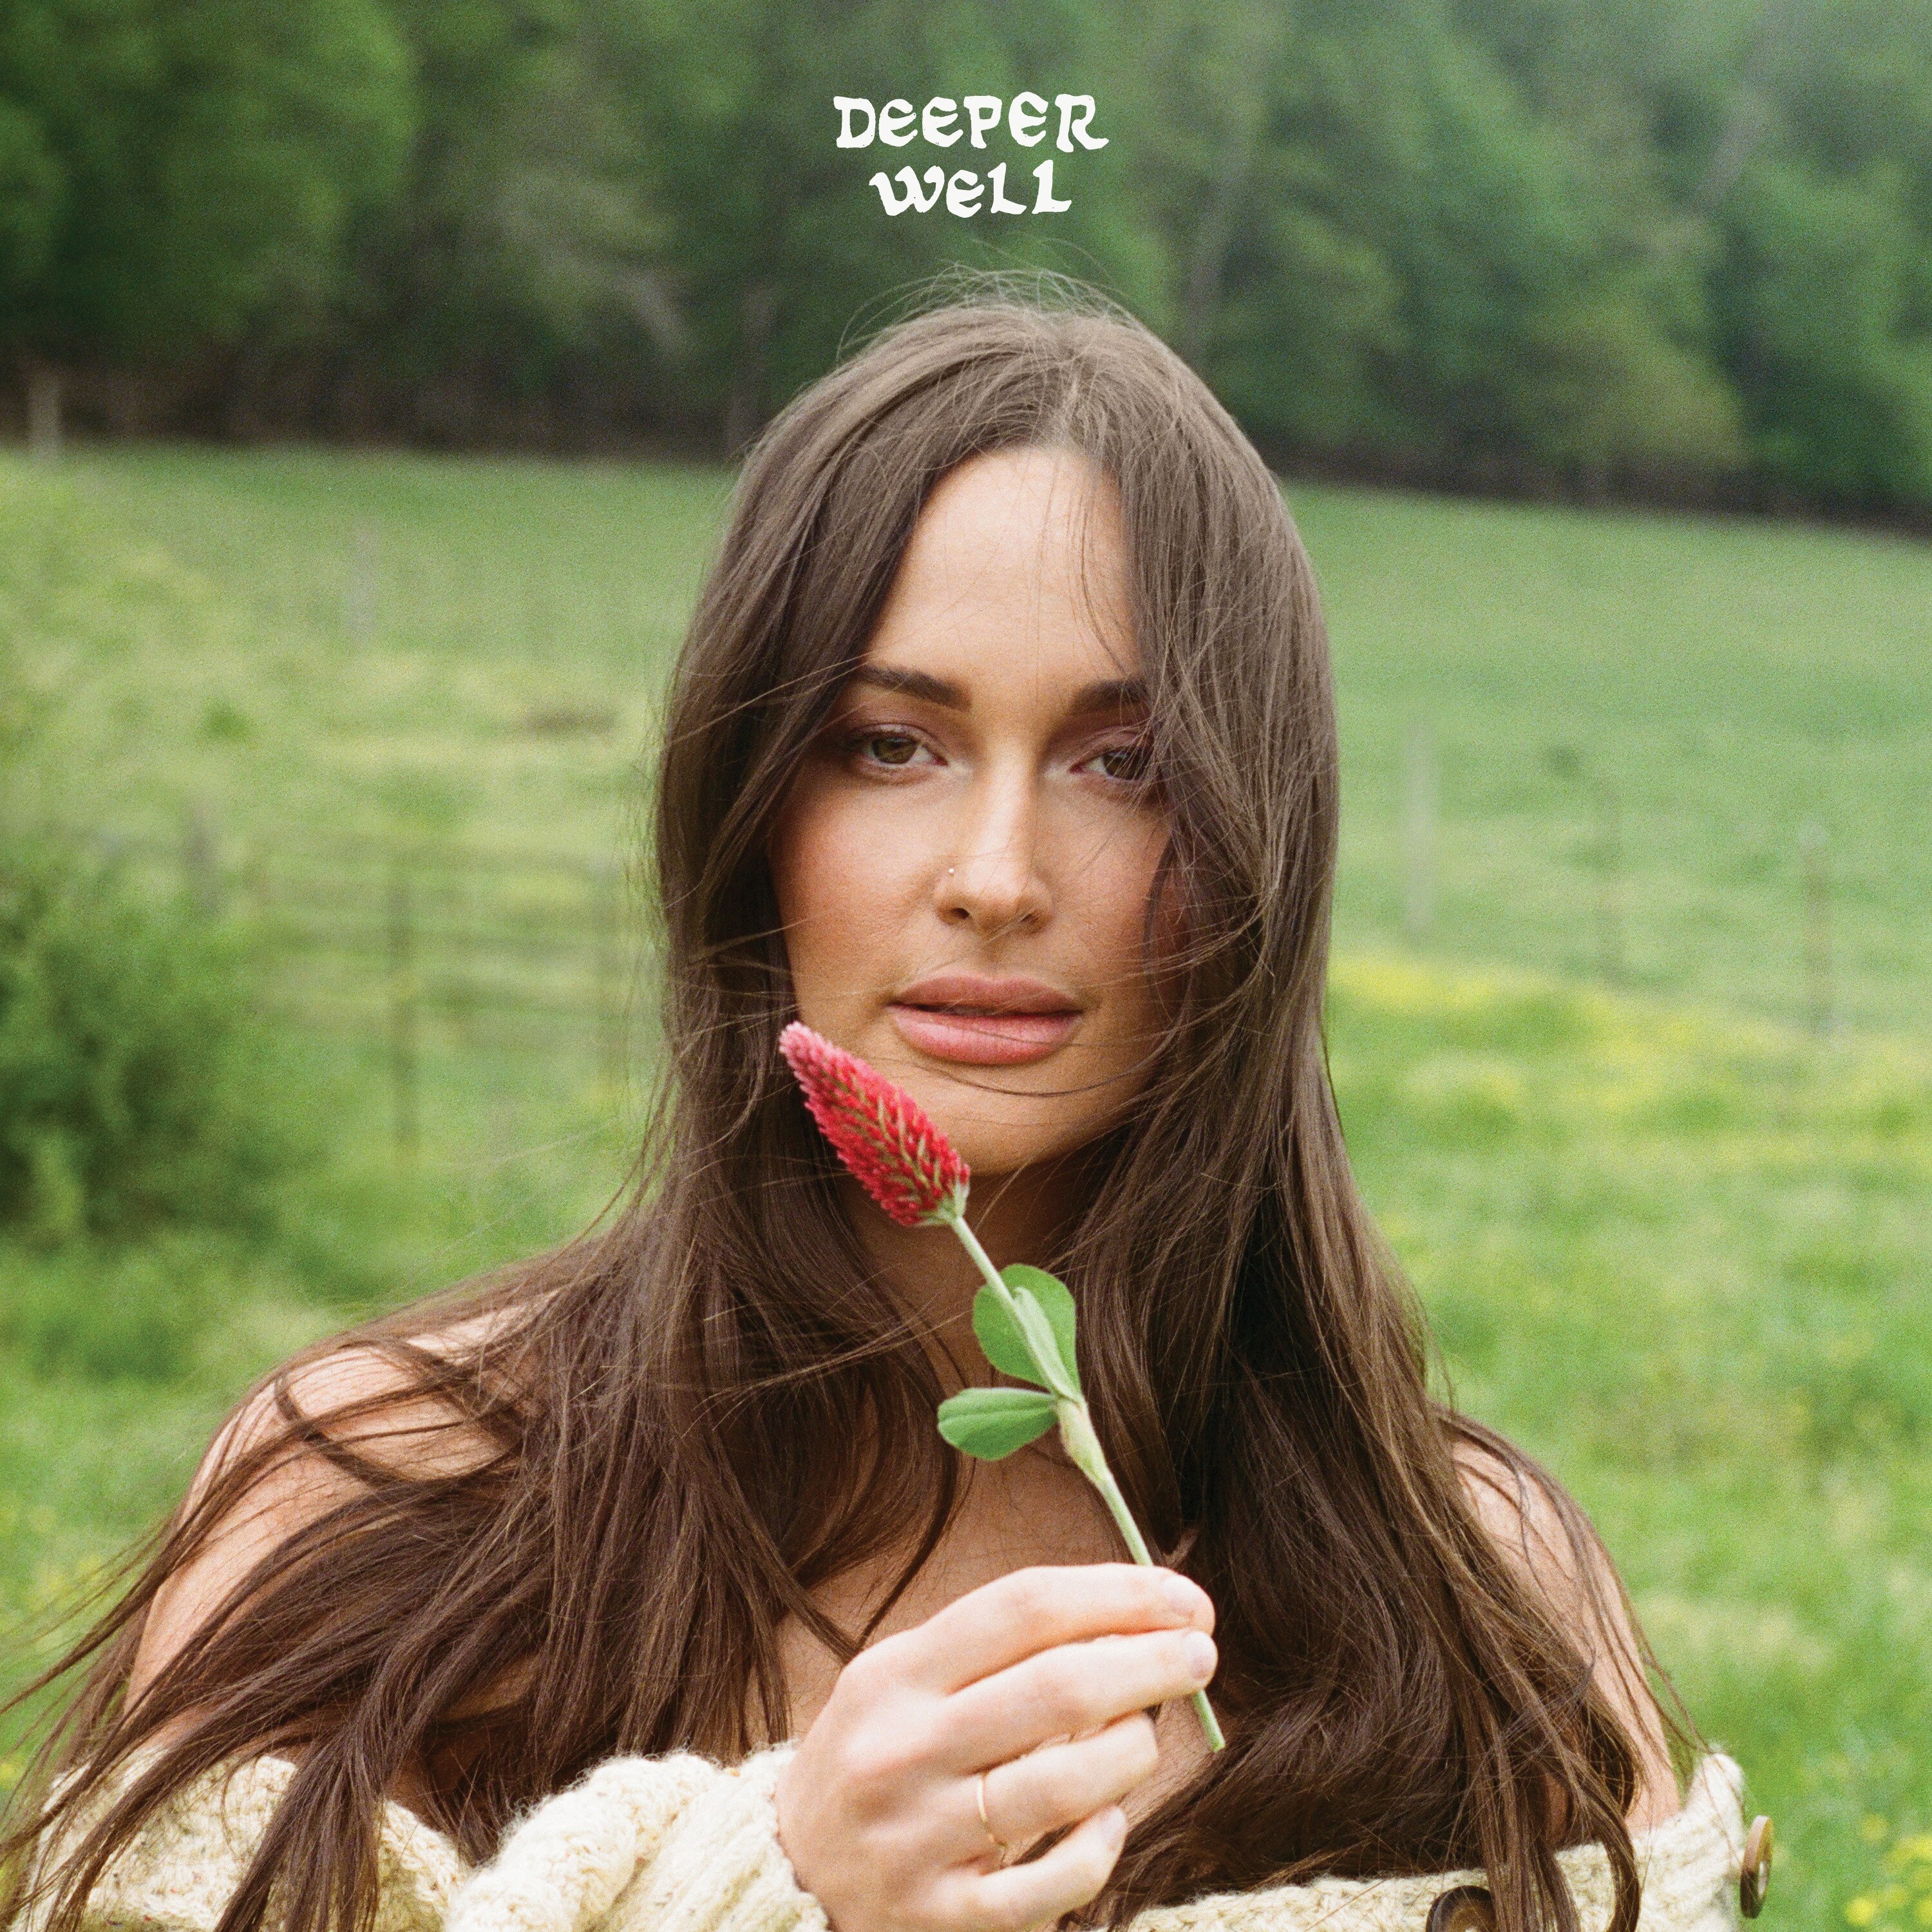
[
  {"xmin": 1739, "ymin": 1814, "xmax": 1774, "ymax": 1918},
  {"xmin": 1425, "ymin": 1885, "xmax": 1497, "ymax": 1932}
]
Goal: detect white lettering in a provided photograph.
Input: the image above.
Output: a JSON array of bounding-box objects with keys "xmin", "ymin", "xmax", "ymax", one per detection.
[
  {"xmin": 843, "ymin": 89, "xmax": 1100, "ymax": 211},
  {"xmin": 963, "ymin": 95, "xmax": 1002, "ymax": 147},
  {"xmin": 833, "ymin": 97, "xmax": 876, "ymax": 147},
  {"xmin": 1008, "ymin": 92, "xmax": 1048, "ymax": 147},
  {"xmin": 1031, "ymin": 158, "xmax": 1071, "ymax": 212},
  {"xmin": 1054, "ymin": 95, "xmax": 1106, "ymax": 151},
  {"xmin": 869, "ymin": 164, "xmax": 945, "ymax": 214}
]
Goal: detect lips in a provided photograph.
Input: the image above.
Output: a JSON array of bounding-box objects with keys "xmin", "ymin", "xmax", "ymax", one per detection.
[{"xmin": 887, "ymin": 974, "xmax": 1083, "ymax": 1066}]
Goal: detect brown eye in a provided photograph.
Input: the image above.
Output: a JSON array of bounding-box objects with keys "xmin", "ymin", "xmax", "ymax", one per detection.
[
  {"xmin": 1089, "ymin": 741, "xmax": 1153, "ymax": 784},
  {"xmin": 861, "ymin": 730, "xmax": 925, "ymax": 766}
]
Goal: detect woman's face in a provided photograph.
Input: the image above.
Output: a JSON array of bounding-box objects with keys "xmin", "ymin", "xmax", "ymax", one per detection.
[{"xmin": 769, "ymin": 446, "xmax": 1172, "ymax": 1179}]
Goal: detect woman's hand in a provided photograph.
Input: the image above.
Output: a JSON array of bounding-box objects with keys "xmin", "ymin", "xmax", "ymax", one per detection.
[{"xmin": 773, "ymin": 1564, "xmax": 1218, "ymax": 1932}]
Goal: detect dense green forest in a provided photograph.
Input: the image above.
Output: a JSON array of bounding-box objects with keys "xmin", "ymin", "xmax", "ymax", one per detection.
[{"xmin": 5, "ymin": 0, "xmax": 1932, "ymax": 513}]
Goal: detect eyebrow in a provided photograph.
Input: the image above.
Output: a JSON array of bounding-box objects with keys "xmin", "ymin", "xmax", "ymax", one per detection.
[{"xmin": 849, "ymin": 665, "xmax": 1148, "ymax": 713}]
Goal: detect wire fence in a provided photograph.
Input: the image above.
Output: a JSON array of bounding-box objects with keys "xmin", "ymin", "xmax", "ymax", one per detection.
[
  {"xmin": 1388, "ymin": 723, "xmax": 1845, "ymax": 1037},
  {"xmin": 82, "ymin": 743, "xmax": 1862, "ymax": 1159},
  {"xmin": 87, "ymin": 816, "xmax": 647, "ymax": 1154}
]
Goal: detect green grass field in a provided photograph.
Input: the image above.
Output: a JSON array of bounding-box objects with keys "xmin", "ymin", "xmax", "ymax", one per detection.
[{"xmin": 3, "ymin": 444, "xmax": 1929, "ymax": 1927}]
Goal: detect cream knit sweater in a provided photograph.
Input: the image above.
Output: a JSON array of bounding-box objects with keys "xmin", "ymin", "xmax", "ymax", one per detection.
[{"xmin": 19, "ymin": 1747, "xmax": 1750, "ymax": 1932}]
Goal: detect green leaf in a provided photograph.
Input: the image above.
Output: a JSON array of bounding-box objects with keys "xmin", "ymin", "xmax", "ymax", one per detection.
[
  {"xmin": 1002, "ymin": 1265, "xmax": 1081, "ymax": 1394},
  {"xmin": 936, "ymin": 1387, "xmax": 1059, "ymax": 1460},
  {"xmin": 972, "ymin": 1285, "xmax": 1046, "ymax": 1387},
  {"xmin": 1007, "ymin": 1289, "xmax": 1077, "ymax": 1400}
]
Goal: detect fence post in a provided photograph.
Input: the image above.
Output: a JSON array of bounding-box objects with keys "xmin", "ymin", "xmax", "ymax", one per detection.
[
  {"xmin": 1404, "ymin": 721, "xmax": 1436, "ymax": 943},
  {"xmin": 1595, "ymin": 780, "xmax": 1624, "ymax": 983},
  {"xmin": 26, "ymin": 363, "xmax": 61, "ymax": 464},
  {"xmin": 238, "ymin": 837, "xmax": 269, "ymax": 926},
  {"xmin": 181, "ymin": 801, "xmax": 223, "ymax": 916},
  {"xmin": 1800, "ymin": 820, "xmax": 1834, "ymax": 1036},
  {"xmin": 388, "ymin": 860, "xmax": 420, "ymax": 1157},
  {"xmin": 595, "ymin": 859, "xmax": 624, "ymax": 1095},
  {"xmin": 346, "ymin": 520, "xmax": 380, "ymax": 641}
]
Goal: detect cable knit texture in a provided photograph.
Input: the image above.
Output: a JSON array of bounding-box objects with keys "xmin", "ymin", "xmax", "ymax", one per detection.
[
  {"xmin": 1124, "ymin": 1755, "xmax": 1748, "ymax": 1932},
  {"xmin": 17, "ymin": 1746, "xmax": 1749, "ymax": 1932}
]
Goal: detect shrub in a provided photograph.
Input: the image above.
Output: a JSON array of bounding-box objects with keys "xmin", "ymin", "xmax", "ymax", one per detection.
[{"xmin": 0, "ymin": 828, "xmax": 313, "ymax": 1242}]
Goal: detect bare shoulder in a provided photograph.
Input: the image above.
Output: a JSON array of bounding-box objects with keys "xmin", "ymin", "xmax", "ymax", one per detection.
[
  {"xmin": 128, "ymin": 1309, "xmax": 513, "ymax": 1705},
  {"xmin": 1453, "ymin": 1435, "xmax": 1683, "ymax": 1832},
  {"xmin": 1454, "ymin": 1437, "xmax": 1598, "ymax": 1611}
]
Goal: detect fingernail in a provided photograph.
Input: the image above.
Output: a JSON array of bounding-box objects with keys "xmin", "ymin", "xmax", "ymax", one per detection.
[
  {"xmin": 1183, "ymin": 1631, "xmax": 1217, "ymax": 1681},
  {"xmin": 1104, "ymin": 1806, "xmax": 1128, "ymax": 1846},
  {"xmin": 1160, "ymin": 1573, "xmax": 1202, "ymax": 1616}
]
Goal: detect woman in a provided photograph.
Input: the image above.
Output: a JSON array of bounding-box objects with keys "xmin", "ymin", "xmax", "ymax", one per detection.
[{"xmin": 1, "ymin": 275, "xmax": 1743, "ymax": 1932}]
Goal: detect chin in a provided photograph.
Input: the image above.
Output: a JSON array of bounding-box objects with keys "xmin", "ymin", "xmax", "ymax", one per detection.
[
  {"xmin": 911, "ymin": 1097, "xmax": 1061, "ymax": 1179},
  {"xmin": 914, "ymin": 1084, "xmax": 1124, "ymax": 1186}
]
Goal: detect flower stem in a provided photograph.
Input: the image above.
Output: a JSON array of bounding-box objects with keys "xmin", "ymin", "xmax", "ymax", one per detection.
[
  {"xmin": 949, "ymin": 1209, "xmax": 1025, "ymax": 1320},
  {"xmin": 940, "ymin": 1207, "xmax": 1226, "ymax": 1753}
]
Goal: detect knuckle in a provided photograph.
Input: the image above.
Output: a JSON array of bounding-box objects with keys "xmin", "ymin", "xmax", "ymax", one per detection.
[
  {"xmin": 838, "ymin": 1723, "xmax": 927, "ymax": 1798},
  {"xmin": 925, "ymin": 1881, "xmax": 987, "ymax": 1932},
  {"xmin": 1166, "ymin": 1627, "xmax": 1210, "ymax": 1677},
  {"xmin": 1030, "ymin": 1655, "xmax": 1092, "ymax": 1730},
  {"xmin": 931, "ymin": 1870, "xmax": 1005, "ymax": 1932},
  {"xmin": 872, "ymin": 1863, "xmax": 937, "ymax": 1924},
  {"xmin": 1067, "ymin": 1830, "xmax": 1119, "ymax": 1903},
  {"xmin": 983, "ymin": 1886, "xmax": 1037, "ymax": 1932},
  {"xmin": 842, "ymin": 1635, "xmax": 901, "ymax": 1692},
  {"xmin": 1119, "ymin": 1712, "xmax": 1160, "ymax": 1778},
  {"xmin": 999, "ymin": 1566, "xmax": 1055, "ymax": 1626}
]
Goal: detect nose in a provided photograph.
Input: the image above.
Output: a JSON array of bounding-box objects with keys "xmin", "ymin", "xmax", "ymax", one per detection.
[{"xmin": 935, "ymin": 766, "xmax": 1052, "ymax": 938}]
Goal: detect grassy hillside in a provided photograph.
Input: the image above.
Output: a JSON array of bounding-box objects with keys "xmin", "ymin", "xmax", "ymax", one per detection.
[
  {"xmin": 2, "ymin": 444, "xmax": 1928, "ymax": 1924},
  {"xmin": 18, "ymin": 444, "xmax": 1929, "ymax": 1034},
  {"xmin": 1327, "ymin": 954, "xmax": 1932, "ymax": 1929}
]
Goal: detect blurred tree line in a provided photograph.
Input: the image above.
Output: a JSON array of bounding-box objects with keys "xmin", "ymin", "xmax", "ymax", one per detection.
[{"xmin": 3, "ymin": 0, "xmax": 1932, "ymax": 513}]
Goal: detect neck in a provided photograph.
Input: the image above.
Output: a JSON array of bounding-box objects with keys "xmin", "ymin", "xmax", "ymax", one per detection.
[{"xmin": 845, "ymin": 1159, "xmax": 1081, "ymax": 1396}]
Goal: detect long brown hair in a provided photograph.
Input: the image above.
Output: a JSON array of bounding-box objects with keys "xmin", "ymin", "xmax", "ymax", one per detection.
[{"xmin": 1, "ymin": 271, "xmax": 1678, "ymax": 1932}]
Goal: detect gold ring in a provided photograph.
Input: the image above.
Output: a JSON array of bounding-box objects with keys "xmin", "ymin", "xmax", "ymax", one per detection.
[{"xmin": 976, "ymin": 1770, "xmax": 1010, "ymax": 1868}]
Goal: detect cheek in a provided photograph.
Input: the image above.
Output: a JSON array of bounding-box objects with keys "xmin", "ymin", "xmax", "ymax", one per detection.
[
  {"xmin": 768, "ymin": 781, "xmax": 919, "ymax": 1018},
  {"xmin": 1097, "ymin": 823, "xmax": 1167, "ymax": 966},
  {"xmin": 1075, "ymin": 820, "xmax": 1171, "ymax": 1003}
]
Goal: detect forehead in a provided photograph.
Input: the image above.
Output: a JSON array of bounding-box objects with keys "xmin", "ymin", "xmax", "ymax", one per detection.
[{"xmin": 860, "ymin": 446, "xmax": 1139, "ymax": 692}]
